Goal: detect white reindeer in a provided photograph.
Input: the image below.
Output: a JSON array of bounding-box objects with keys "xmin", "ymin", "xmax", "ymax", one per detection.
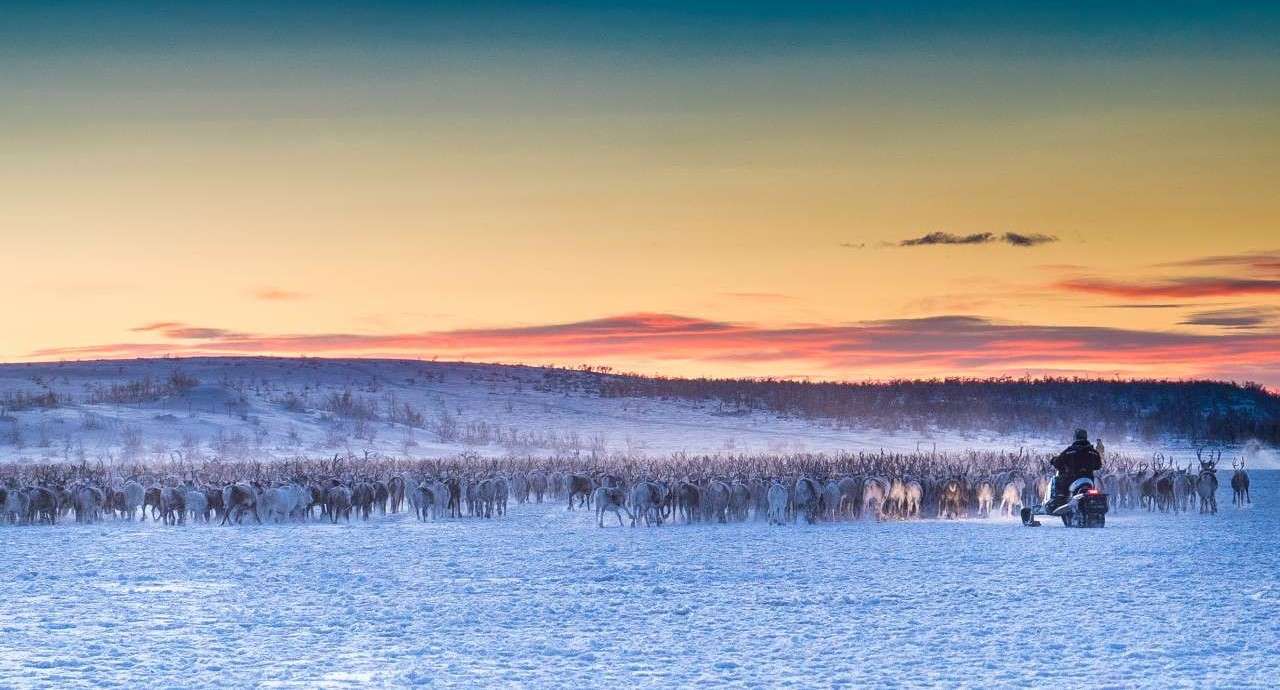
[
  {"xmin": 593, "ymin": 486, "xmax": 632, "ymax": 527},
  {"xmin": 766, "ymin": 483, "xmax": 789, "ymax": 526}
]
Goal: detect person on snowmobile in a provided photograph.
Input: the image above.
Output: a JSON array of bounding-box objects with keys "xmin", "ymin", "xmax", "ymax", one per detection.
[{"xmin": 1044, "ymin": 428, "xmax": 1103, "ymax": 512}]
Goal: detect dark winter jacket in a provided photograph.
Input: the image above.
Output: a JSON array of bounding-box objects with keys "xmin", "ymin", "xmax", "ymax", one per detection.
[{"xmin": 1051, "ymin": 440, "xmax": 1102, "ymax": 479}]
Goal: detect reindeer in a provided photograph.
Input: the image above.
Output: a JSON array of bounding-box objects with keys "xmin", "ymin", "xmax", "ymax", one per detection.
[
  {"xmin": 447, "ymin": 477, "xmax": 462, "ymax": 518},
  {"xmin": 729, "ymin": 481, "xmax": 752, "ymax": 522},
  {"xmin": 118, "ymin": 479, "xmax": 145, "ymax": 521},
  {"xmin": 351, "ymin": 482, "xmax": 375, "ymax": 520},
  {"xmin": 974, "ymin": 480, "xmax": 995, "ymax": 519},
  {"xmin": 205, "ymin": 485, "xmax": 226, "ymax": 522},
  {"xmin": 528, "ymin": 472, "xmax": 548, "ymax": 503},
  {"xmin": 324, "ymin": 482, "xmax": 353, "ymax": 523},
  {"xmin": 1137, "ymin": 461, "xmax": 1159, "ymax": 511},
  {"xmin": 629, "ymin": 481, "xmax": 665, "ymax": 527},
  {"xmin": 510, "ymin": 473, "xmax": 529, "ymax": 505},
  {"xmin": 1154, "ymin": 461, "xmax": 1177, "ymax": 514},
  {"xmin": 938, "ymin": 478, "xmax": 965, "ymax": 519},
  {"xmin": 387, "ymin": 475, "xmax": 405, "ymax": 513},
  {"xmin": 674, "ymin": 481, "xmax": 701, "ymax": 523},
  {"xmin": 999, "ymin": 477, "xmax": 1025, "ymax": 517},
  {"xmin": 861, "ymin": 476, "xmax": 889, "ymax": 521},
  {"xmin": 565, "ymin": 474, "xmax": 593, "ymax": 510},
  {"xmin": 491, "ymin": 476, "xmax": 510, "ymax": 517},
  {"xmin": 160, "ymin": 486, "xmax": 186, "ymax": 526},
  {"xmin": 3, "ymin": 484, "xmax": 31, "ymax": 524},
  {"xmin": 414, "ymin": 483, "xmax": 435, "ymax": 521},
  {"xmin": 766, "ymin": 482, "xmax": 789, "ymax": 525},
  {"xmin": 702, "ymin": 480, "xmax": 732, "ymax": 523},
  {"xmin": 791, "ymin": 477, "xmax": 821, "ymax": 525},
  {"xmin": 593, "ymin": 486, "xmax": 631, "ymax": 527},
  {"xmin": 1231, "ymin": 460, "xmax": 1251, "ymax": 508},
  {"xmin": 25, "ymin": 486, "xmax": 58, "ymax": 525},
  {"xmin": 885, "ymin": 478, "xmax": 908, "ymax": 519},
  {"xmin": 835, "ymin": 476, "xmax": 862, "ymax": 518},
  {"xmin": 184, "ymin": 485, "xmax": 210, "ymax": 523},
  {"xmin": 71, "ymin": 482, "xmax": 105, "ymax": 524},
  {"xmin": 1195, "ymin": 451, "xmax": 1219, "ymax": 515},
  {"xmin": 221, "ymin": 483, "xmax": 262, "ymax": 525},
  {"xmin": 259, "ymin": 484, "xmax": 303, "ymax": 523}
]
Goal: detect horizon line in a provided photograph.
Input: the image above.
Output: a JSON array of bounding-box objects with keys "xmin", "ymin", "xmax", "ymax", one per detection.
[{"xmin": 3, "ymin": 353, "xmax": 1275, "ymax": 393}]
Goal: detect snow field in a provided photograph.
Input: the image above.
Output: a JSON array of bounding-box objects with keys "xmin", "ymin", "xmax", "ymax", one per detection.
[{"xmin": 0, "ymin": 474, "xmax": 1275, "ymax": 688}]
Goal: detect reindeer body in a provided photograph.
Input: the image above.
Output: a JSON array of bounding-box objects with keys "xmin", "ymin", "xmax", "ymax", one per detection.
[
  {"xmin": 938, "ymin": 479, "xmax": 965, "ymax": 519},
  {"xmin": 1196, "ymin": 459, "xmax": 1219, "ymax": 515},
  {"xmin": 791, "ymin": 477, "xmax": 820, "ymax": 525},
  {"xmin": 1231, "ymin": 462, "xmax": 1251, "ymax": 507},
  {"xmin": 593, "ymin": 486, "xmax": 631, "ymax": 527}
]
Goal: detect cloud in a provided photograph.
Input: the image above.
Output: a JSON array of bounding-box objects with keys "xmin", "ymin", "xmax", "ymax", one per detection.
[
  {"xmin": 129, "ymin": 322, "xmax": 246, "ymax": 340},
  {"xmin": 253, "ymin": 288, "xmax": 308, "ymax": 301},
  {"xmin": 1002, "ymin": 232, "xmax": 1058, "ymax": 247},
  {"xmin": 131, "ymin": 322, "xmax": 184, "ymax": 333},
  {"xmin": 28, "ymin": 312, "xmax": 1280, "ymax": 386},
  {"xmin": 1057, "ymin": 277, "xmax": 1280, "ymax": 299},
  {"xmin": 898, "ymin": 232, "xmax": 1058, "ymax": 247},
  {"xmin": 901, "ymin": 232, "xmax": 994, "ymax": 246},
  {"xmin": 1157, "ymin": 250, "xmax": 1280, "ymax": 275},
  {"xmin": 1180, "ymin": 307, "xmax": 1280, "ymax": 330}
]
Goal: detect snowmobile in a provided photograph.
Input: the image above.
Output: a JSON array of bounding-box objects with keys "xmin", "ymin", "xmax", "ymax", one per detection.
[{"xmin": 1020, "ymin": 476, "xmax": 1107, "ymax": 528}]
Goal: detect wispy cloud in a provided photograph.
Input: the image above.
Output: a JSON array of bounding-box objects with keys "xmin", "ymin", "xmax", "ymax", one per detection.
[
  {"xmin": 1003, "ymin": 232, "xmax": 1058, "ymax": 247},
  {"xmin": 29, "ymin": 312, "xmax": 1280, "ymax": 385},
  {"xmin": 132, "ymin": 322, "xmax": 184, "ymax": 333},
  {"xmin": 1156, "ymin": 250, "xmax": 1280, "ymax": 275},
  {"xmin": 1180, "ymin": 307, "xmax": 1280, "ymax": 330},
  {"xmin": 130, "ymin": 322, "xmax": 246, "ymax": 340},
  {"xmin": 1057, "ymin": 277, "xmax": 1280, "ymax": 299},
  {"xmin": 901, "ymin": 232, "xmax": 995, "ymax": 246},
  {"xmin": 253, "ymin": 288, "xmax": 308, "ymax": 301},
  {"xmin": 899, "ymin": 231, "xmax": 1058, "ymax": 248}
]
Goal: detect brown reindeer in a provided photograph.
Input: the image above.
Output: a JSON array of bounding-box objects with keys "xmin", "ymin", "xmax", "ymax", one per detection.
[
  {"xmin": 1231, "ymin": 460, "xmax": 1251, "ymax": 508},
  {"xmin": 220, "ymin": 483, "xmax": 262, "ymax": 525}
]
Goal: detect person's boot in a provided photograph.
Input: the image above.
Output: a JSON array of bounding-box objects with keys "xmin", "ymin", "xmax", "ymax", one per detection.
[{"xmin": 1043, "ymin": 476, "xmax": 1069, "ymax": 514}]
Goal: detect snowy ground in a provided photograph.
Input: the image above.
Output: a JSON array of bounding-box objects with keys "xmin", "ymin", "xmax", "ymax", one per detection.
[
  {"xmin": 3, "ymin": 357, "xmax": 1269, "ymax": 465},
  {"xmin": 1, "ymin": 474, "xmax": 1274, "ymax": 688}
]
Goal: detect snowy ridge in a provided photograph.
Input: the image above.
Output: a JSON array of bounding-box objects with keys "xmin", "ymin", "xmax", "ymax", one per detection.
[{"xmin": 0, "ymin": 357, "xmax": 1275, "ymax": 467}]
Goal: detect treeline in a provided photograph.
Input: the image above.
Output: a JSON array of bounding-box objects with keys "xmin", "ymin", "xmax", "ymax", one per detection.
[
  {"xmin": 1, "ymin": 371, "xmax": 200, "ymax": 413},
  {"xmin": 593, "ymin": 374, "xmax": 1280, "ymax": 445}
]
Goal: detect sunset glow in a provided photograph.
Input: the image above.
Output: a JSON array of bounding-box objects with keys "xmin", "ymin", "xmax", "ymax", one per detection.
[{"xmin": 4, "ymin": 3, "xmax": 1278, "ymax": 385}]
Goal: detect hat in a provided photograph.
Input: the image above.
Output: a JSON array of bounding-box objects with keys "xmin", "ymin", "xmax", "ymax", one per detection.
[{"xmin": 1074, "ymin": 428, "xmax": 1088, "ymax": 441}]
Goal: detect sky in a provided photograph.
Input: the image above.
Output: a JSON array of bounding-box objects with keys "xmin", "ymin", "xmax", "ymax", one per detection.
[{"xmin": 3, "ymin": 2, "xmax": 1279, "ymax": 385}]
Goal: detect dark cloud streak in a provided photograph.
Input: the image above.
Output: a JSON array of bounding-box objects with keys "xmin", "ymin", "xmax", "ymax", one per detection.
[
  {"xmin": 1058, "ymin": 277, "xmax": 1280, "ymax": 299},
  {"xmin": 898, "ymin": 231, "xmax": 1058, "ymax": 248},
  {"xmin": 1180, "ymin": 307, "xmax": 1280, "ymax": 329}
]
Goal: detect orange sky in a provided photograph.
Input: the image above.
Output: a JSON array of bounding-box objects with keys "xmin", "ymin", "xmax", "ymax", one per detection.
[{"xmin": 3, "ymin": 4, "xmax": 1279, "ymax": 385}]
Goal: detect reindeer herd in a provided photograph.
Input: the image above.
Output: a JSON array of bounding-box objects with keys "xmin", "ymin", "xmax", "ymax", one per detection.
[
  {"xmin": 0, "ymin": 449, "xmax": 1257, "ymax": 529},
  {"xmin": 1099, "ymin": 451, "xmax": 1253, "ymax": 515}
]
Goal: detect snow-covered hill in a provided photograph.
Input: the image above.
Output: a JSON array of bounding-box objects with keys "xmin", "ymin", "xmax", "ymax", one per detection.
[{"xmin": 0, "ymin": 357, "xmax": 1275, "ymax": 466}]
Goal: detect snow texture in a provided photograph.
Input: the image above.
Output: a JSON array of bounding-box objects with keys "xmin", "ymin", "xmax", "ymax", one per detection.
[
  {"xmin": 1, "ymin": 474, "xmax": 1275, "ymax": 688},
  {"xmin": 3, "ymin": 358, "xmax": 1269, "ymax": 464}
]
